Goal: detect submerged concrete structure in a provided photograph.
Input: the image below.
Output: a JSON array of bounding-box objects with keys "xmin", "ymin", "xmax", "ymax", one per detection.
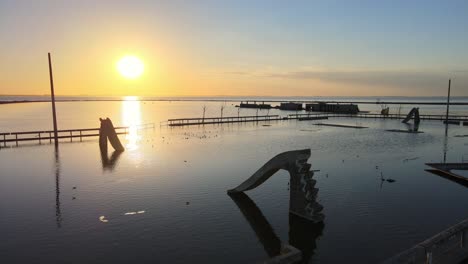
[
  {"xmin": 426, "ymin": 163, "xmax": 468, "ymax": 187},
  {"xmin": 228, "ymin": 149, "xmax": 324, "ymax": 223},
  {"xmin": 99, "ymin": 118, "xmax": 125, "ymax": 152},
  {"xmin": 382, "ymin": 218, "xmax": 468, "ymax": 264},
  {"xmin": 306, "ymin": 102, "xmax": 360, "ymax": 114},
  {"xmin": 402, "ymin": 107, "xmax": 421, "ymax": 124},
  {"xmin": 239, "ymin": 101, "xmax": 272, "ymax": 109},
  {"xmin": 279, "ymin": 102, "xmax": 303, "ymax": 111}
]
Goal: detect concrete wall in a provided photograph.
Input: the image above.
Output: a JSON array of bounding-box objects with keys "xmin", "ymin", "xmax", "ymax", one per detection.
[{"xmin": 381, "ymin": 218, "xmax": 468, "ymax": 264}]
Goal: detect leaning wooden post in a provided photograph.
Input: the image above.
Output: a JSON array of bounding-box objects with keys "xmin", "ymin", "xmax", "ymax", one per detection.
[
  {"xmin": 445, "ymin": 79, "xmax": 451, "ymax": 135},
  {"xmin": 48, "ymin": 53, "xmax": 59, "ymax": 146}
]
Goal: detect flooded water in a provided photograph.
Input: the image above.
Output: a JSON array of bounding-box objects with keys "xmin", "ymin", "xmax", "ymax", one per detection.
[{"xmin": 1, "ymin": 98, "xmax": 467, "ymax": 263}]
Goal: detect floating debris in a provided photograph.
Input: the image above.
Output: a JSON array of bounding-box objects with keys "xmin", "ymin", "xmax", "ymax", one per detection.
[
  {"xmin": 186, "ymin": 202, "xmax": 190, "ymax": 205},
  {"xmin": 380, "ymin": 172, "xmax": 396, "ymax": 183},
  {"xmin": 124, "ymin": 210, "xmax": 145, "ymax": 216},
  {"xmin": 99, "ymin": 216, "xmax": 109, "ymax": 223},
  {"xmin": 125, "ymin": 212, "xmax": 137, "ymax": 215},
  {"xmin": 72, "ymin": 186, "xmax": 77, "ymax": 189}
]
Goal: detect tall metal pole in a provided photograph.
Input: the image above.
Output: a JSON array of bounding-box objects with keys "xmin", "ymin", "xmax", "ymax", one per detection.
[
  {"xmin": 444, "ymin": 79, "xmax": 451, "ymax": 136},
  {"xmin": 48, "ymin": 53, "xmax": 59, "ymax": 145}
]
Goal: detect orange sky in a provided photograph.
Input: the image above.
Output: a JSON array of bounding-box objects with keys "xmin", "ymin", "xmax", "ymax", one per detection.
[{"xmin": 1, "ymin": 1, "xmax": 467, "ymax": 97}]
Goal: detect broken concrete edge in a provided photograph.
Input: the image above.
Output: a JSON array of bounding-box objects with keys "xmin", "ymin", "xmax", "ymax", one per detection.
[
  {"xmin": 380, "ymin": 218, "xmax": 468, "ymax": 264},
  {"xmin": 262, "ymin": 244, "xmax": 302, "ymax": 264}
]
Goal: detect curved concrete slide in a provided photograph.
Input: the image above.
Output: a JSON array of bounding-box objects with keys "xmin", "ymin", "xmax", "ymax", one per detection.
[
  {"xmin": 227, "ymin": 149, "xmax": 311, "ymax": 193},
  {"xmin": 402, "ymin": 107, "xmax": 420, "ymax": 124},
  {"xmin": 99, "ymin": 118, "xmax": 125, "ymax": 152},
  {"xmin": 227, "ymin": 149, "xmax": 324, "ymax": 223}
]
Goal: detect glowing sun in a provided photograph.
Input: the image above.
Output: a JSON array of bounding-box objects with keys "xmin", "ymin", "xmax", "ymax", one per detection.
[{"xmin": 117, "ymin": 55, "xmax": 144, "ymax": 79}]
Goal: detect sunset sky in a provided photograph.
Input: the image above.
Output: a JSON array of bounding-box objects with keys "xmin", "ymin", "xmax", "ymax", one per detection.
[{"xmin": 1, "ymin": 0, "xmax": 468, "ymax": 97}]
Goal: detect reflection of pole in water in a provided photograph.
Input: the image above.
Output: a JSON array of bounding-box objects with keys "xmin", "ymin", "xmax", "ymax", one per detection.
[
  {"xmin": 54, "ymin": 145, "xmax": 62, "ymax": 228},
  {"xmin": 443, "ymin": 132, "xmax": 448, "ymax": 164},
  {"xmin": 202, "ymin": 105, "xmax": 206, "ymax": 124}
]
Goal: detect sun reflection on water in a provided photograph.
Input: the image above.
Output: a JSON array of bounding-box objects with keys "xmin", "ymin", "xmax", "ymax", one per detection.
[{"xmin": 122, "ymin": 96, "xmax": 142, "ymax": 150}]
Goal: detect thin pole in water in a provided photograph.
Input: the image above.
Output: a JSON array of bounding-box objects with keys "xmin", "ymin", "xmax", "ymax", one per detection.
[
  {"xmin": 48, "ymin": 53, "xmax": 59, "ymax": 146},
  {"xmin": 445, "ymin": 79, "xmax": 451, "ymax": 135}
]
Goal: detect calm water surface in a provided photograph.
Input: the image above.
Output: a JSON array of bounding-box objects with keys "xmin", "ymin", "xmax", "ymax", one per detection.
[{"xmin": 0, "ymin": 100, "xmax": 467, "ymax": 263}]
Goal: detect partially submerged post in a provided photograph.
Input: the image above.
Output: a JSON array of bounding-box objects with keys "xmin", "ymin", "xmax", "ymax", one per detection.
[
  {"xmin": 48, "ymin": 53, "xmax": 59, "ymax": 146},
  {"xmin": 202, "ymin": 105, "xmax": 206, "ymax": 124},
  {"xmin": 99, "ymin": 118, "xmax": 125, "ymax": 153},
  {"xmin": 402, "ymin": 107, "xmax": 420, "ymax": 124}
]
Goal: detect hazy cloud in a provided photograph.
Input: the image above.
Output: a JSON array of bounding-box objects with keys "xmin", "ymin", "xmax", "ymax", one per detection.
[{"xmin": 227, "ymin": 69, "xmax": 467, "ymax": 91}]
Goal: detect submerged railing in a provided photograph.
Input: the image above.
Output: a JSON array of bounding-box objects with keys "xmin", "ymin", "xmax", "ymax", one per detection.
[
  {"xmin": 167, "ymin": 115, "xmax": 282, "ymax": 126},
  {"xmin": 382, "ymin": 218, "xmax": 468, "ymax": 264},
  {"xmin": 165, "ymin": 113, "xmax": 468, "ymax": 127},
  {"xmin": 0, "ymin": 123, "xmax": 154, "ymax": 147},
  {"xmin": 288, "ymin": 113, "xmax": 468, "ymax": 122}
]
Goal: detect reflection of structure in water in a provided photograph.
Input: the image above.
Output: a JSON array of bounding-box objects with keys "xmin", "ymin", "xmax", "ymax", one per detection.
[
  {"xmin": 99, "ymin": 118, "xmax": 124, "ymax": 171},
  {"xmin": 54, "ymin": 145, "xmax": 62, "ymax": 228},
  {"xmin": 229, "ymin": 192, "xmax": 281, "ymax": 257},
  {"xmin": 229, "ymin": 192, "xmax": 324, "ymax": 263},
  {"xmin": 403, "ymin": 122, "xmax": 420, "ymax": 132},
  {"xmin": 289, "ymin": 212, "xmax": 324, "ymax": 263},
  {"xmin": 100, "ymin": 149, "xmax": 123, "ymax": 172}
]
